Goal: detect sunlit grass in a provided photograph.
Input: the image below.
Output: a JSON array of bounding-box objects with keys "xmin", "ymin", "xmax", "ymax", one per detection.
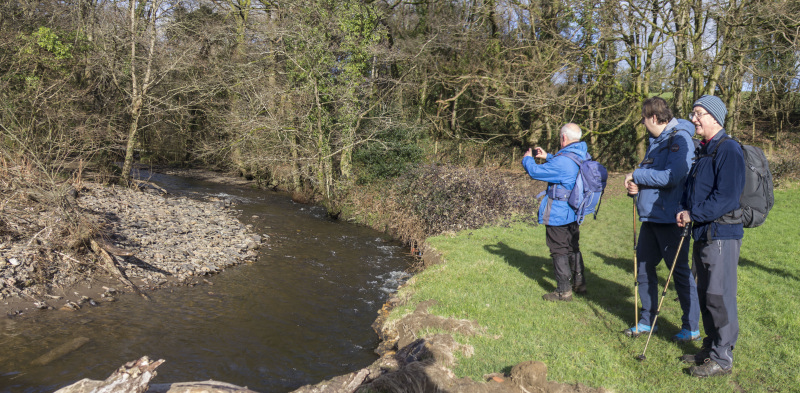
[{"xmin": 392, "ymin": 189, "xmax": 800, "ymax": 392}]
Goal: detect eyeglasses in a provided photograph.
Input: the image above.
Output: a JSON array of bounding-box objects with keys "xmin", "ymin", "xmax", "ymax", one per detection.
[{"xmin": 690, "ymin": 111, "xmax": 711, "ymax": 119}]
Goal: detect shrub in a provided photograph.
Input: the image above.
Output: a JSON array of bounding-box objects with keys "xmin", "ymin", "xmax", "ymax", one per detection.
[
  {"xmin": 393, "ymin": 165, "xmax": 540, "ymax": 239},
  {"xmin": 353, "ymin": 127, "xmax": 424, "ymax": 184}
]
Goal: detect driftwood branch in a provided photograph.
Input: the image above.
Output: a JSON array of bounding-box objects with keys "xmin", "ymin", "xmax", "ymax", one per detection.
[
  {"xmin": 93, "ymin": 236, "xmax": 137, "ymax": 257},
  {"xmin": 54, "ymin": 357, "xmax": 259, "ymax": 393},
  {"xmin": 90, "ymin": 238, "xmax": 150, "ymax": 300},
  {"xmin": 132, "ymin": 179, "xmax": 168, "ymax": 195},
  {"xmin": 54, "ymin": 356, "xmax": 165, "ymax": 393}
]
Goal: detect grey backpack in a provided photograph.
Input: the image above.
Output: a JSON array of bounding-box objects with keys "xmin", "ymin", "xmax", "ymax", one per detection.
[{"xmin": 710, "ymin": 137, "xmax": 774, "ymax": 228}]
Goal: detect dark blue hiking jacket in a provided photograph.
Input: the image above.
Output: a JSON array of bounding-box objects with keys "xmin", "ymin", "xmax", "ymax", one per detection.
[
  {"xmin": 522, "ymin": 141, "xmax": 589, "ymax": 226},
  {"xmin": 633, "ymin": 118, "xmax": 696, "ymax": 223},
  {"xmin": 681, "ymin": 130, "xmax": 746, "ymax": 241}
]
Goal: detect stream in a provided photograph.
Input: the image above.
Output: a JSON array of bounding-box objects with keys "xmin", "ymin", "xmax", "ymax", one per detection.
[{"xmin": 0, "ymin": 171, "xmax": 413, "ymax": 392}]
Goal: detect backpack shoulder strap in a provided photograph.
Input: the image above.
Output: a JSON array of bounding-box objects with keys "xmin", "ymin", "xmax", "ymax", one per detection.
[
  {"xmin": 660, "ymin": 127, "xmax": 693, "ymax": 152},
  {"xmin": 559, "ymin": 151, "xmax": 586, "ymax": 167},
  {"xmin": 697, "ymin": 135, "xmax": 735, "ymax": 160}
]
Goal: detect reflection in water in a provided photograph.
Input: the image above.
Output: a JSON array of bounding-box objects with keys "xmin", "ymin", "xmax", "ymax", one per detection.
[{"xmin": 0, "ymin": 172, "xmax": 412, "ymax": 392}]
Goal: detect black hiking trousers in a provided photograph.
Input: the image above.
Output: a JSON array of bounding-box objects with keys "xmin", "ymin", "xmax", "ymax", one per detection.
[{"xmin": 545, "ymin": 222, "xmax": 580, "ymax": 292}]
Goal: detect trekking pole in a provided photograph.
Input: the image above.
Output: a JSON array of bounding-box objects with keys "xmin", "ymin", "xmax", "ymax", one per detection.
[
  {"xmin": 636, "ymin": 223, "xmax": 691, "ymax": 361},
  {"xmin": 632, "ymin": 195, "xmax": 639, "ymax": 334}
]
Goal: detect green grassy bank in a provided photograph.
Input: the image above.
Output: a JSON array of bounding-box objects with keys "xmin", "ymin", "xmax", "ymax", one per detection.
[{"xmin": 390, "ymin": 188, "xmax": 800, "ymax": 392}]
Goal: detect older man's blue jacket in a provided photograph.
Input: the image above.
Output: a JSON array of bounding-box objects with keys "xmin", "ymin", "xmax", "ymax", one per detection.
[
  {"xmin": 522, "ymin": 141, "xmax": 588, "ymax": 226},
  {"xmin": 633, "ymin": 118, "xmax": 696, "ymax": 223}
]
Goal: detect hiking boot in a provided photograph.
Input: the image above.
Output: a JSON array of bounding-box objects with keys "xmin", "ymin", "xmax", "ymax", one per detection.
[
  {"xmin": 572, "ymin": 281, "xmax": 587, "ymax": 294},
  {"xmin": 681, "ymin": 347, "xmax": 711, "ymax": 365},
  {"xmin": 623, "ymin": 323, "xmax": 656, "ymax": 337},
  {"xmin": 542, "ymin": 290, "xmax": 573, "ymax": 302},
  {"xmin": 672, "ymin": 329, "xmax": 701, "ymax": 343},
  {"xmin": 689, "ymin": 359, "xmax": 731, "ymax": 378}
]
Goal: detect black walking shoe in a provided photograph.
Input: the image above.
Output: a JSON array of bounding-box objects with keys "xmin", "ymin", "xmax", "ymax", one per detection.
[
  {"xmin": 542, "ymin": 290, "xmax": 573, "ymax": 302},
  {"xmin": 680, "ymin": 347, "xmax": 711, "ymax": 365},
  {"xmin": 689, "ymin": 359, "xmax": 731, "ymax": 378},
  {"xmin": 572, "ymin": 282, "xmax": 586, "ymax": 294}
]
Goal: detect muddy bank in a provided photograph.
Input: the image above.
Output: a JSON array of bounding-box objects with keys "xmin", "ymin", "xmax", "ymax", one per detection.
[{"xmin": 289, "ymin": 275, "xmax": 609, "ymax": 393}]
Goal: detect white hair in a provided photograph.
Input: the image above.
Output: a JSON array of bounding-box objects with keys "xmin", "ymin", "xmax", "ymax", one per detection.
[{"xmin": 560, "ymin": 123, "xmax": 582, "ymax": 141}]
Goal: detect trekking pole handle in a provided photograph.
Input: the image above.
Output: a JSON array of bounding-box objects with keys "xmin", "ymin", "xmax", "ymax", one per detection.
[{"xmin": 680, "ymin": 223, "xmax": 691, "ymax": 238}]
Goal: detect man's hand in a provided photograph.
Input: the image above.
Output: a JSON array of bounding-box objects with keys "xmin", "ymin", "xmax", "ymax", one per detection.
[
  {"xmin": 524, "ymin": 148, "xmax": 533, "ymax": 158},
  {"xmin": 624, "ymin": 172, "xmax": 638, "ymax": 195},
  {"xmin": 676, "ymin": 210, "xmax": 691, "ymax": 227},
  {"xmin": 534, "ymin": 147, "xmax": 547, "ymax": 159}
]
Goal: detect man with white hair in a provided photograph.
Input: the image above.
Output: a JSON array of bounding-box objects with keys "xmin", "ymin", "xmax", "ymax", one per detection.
[{"xmin": 522, "ymin": 123, "xmax": 589, "ymax": 302}]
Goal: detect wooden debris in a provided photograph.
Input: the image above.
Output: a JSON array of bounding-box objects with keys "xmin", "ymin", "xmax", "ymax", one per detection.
[
  {"xmin": 90, "ymin": 238, "xmax": 150, "ymax": 300},
  {"xmin": 54, "ymin": 356, "xmax": 165, "ymax": 393},
  {"xmin": 30, "ymin": 337, "xmax": 90, "ymax": 366},
  {"xmin": 92, "ymin": 236, "xmax": 137, "ymax": 256}
]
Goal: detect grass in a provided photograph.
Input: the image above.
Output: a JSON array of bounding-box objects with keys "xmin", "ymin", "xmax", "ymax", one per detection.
[{"xmin": 390, "ymin": 188, "xmax": 800, "ymax": 392}]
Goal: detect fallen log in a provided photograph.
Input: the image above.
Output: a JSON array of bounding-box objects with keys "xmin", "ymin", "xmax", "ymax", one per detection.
[
  {"xmin": 30, "ymin": 337, "xmax": 90, "ymax": 366},
  {"xmin": 54, "ymin": 356, "xmax": 165, "ymax": 393},
  {"xmin": 53, "ymin": 357, "xmax": 260, "ymax": 393},
  {"xmin": 148, "ymin": 381, "xmax": 260, "ymax": 393},
  {"xmin": 90, "ymin": 238, "xmax": 150, "ymax": 300}
]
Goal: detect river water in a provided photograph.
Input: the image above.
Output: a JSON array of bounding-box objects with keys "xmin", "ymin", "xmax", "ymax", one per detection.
[{"xmin": 0, "ymin": 172, "xmax": 413, "ymax": 392}]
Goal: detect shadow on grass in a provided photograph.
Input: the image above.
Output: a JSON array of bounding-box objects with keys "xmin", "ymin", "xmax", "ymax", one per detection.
[
  {"xmin": 592, "ymin": 251, "xmax": 693, "ymax": 338},
  {"xmin": 484, "ymin": 242, "xmax": 688, "ymax": 337},
  {"xmin": 739, "ymin": 257, "xmax": 799, "ymax": 281},
  {"xmin": 483, "ymin": 241, "xmax": 554, "ymax": 292}
]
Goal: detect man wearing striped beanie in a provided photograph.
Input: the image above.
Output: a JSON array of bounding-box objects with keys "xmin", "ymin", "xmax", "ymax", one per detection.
[{"xmin": 676, "ymin": 94, "xmax": 745, "ymax": 377}]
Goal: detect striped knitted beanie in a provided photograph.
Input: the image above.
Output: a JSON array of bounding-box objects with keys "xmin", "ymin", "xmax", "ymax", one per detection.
[{"xmin": 693, "ymin": 95, "xmax": 727, "ymax": 127}]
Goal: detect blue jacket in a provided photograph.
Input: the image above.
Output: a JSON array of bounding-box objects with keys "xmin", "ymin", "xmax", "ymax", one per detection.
[
  {"xmin": 633, "ymin": 118, "xmax": 696, "ymax": 223},
  {"xmin": 681, "ymin": 130, "xmax": 746, "ymax": 241},
  {"xmin": 522, "ymin": 141, "xmax": 589, "ymax": 226}
]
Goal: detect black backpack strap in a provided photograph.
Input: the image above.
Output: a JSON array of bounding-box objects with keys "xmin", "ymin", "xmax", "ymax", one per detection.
[
  {"xmin": 695, "ymin": 135, "xmax": 736, "ymax": 161},
  {"xmin": 653, "ymin": 127, "xmax": 694, "ymax": 155}
]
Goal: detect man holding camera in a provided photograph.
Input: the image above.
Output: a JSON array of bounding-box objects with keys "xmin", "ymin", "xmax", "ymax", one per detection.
[{"xmin": 522, "ymin": 123, "xmax": 589, "ymax": 302}]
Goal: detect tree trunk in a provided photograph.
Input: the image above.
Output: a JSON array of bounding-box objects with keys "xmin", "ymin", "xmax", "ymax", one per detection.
[{"xmin": 121, "ymin": 108, "xmax": 141, "ymax": 184}]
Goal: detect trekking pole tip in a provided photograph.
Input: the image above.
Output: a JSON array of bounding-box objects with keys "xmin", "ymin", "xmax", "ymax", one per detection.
[{"xmin": 635, "ymin": 354, "xmax": 646, "ymax": 361}]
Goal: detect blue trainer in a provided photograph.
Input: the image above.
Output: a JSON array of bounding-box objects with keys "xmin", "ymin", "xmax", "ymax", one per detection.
[
  {"xmin": 623, "ymin": 323, "xmax": 657, "ymax": 337},
  {"xmin": 672, "ymin": 329, "xmax": 701, "ymax": 342}
]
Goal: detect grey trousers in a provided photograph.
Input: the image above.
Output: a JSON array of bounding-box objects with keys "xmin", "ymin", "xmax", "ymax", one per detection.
[{"xmin": 694, "ymin": 238, "xmax": 742, "ymax": 370}]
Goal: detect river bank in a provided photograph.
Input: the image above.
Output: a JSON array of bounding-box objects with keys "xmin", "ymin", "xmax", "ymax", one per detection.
[{"xmin": 3, "ymin": 165, "xmax": 610, "ymax": 393}]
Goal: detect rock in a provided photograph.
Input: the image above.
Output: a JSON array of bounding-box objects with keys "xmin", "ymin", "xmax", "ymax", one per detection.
[
  {"xmin": 510, "ymin": 361, "xmax": 548, "ymax": 392},
  {"xmin": 291, "ymin": 369, "xmax": 371, "ymax": 393}
]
